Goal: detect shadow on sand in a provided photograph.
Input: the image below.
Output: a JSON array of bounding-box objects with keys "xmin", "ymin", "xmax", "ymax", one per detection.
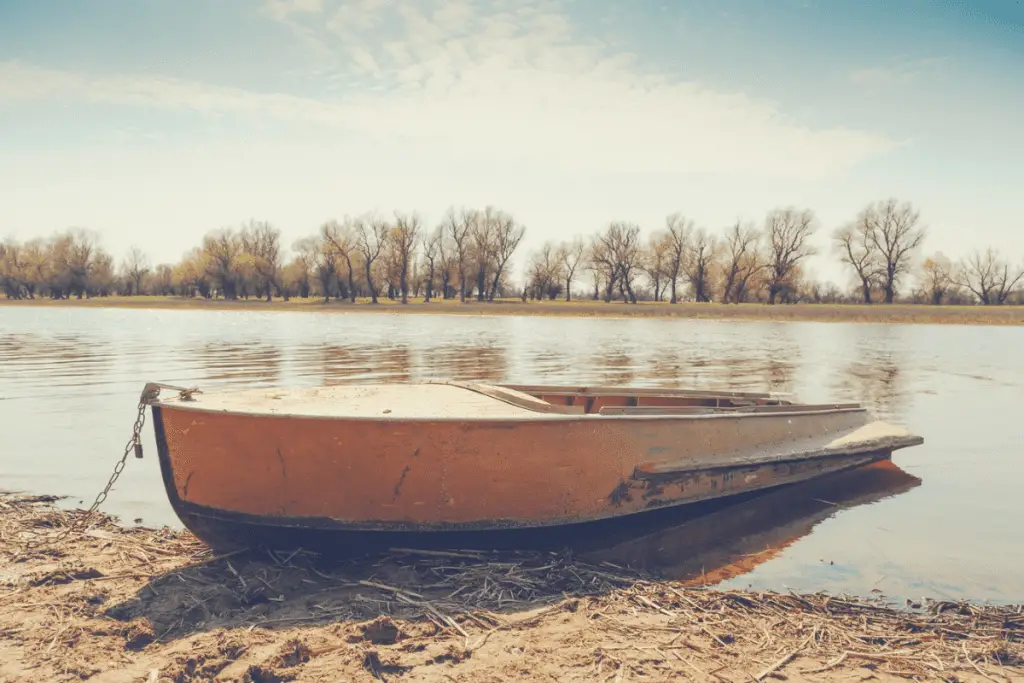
[{"xmin": 104, "ymin": 460, "xmax": 921, "ymax": 644}]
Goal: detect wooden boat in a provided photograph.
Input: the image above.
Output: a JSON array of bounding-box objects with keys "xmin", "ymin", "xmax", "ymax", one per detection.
[{"xmin": 143, "ymin": 381, "xmax": 924, "ymax": 551}]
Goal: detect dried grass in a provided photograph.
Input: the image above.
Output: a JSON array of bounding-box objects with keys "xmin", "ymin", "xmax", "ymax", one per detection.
[{"xmin": 2, "ymin": 492, "xmax": 1022, "ymax": 682}]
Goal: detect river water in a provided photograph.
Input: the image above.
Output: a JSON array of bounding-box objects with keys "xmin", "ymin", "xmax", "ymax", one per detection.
[{"xmin": 1, "ymin": 305, "xmax": 1021, "ymax": 603}]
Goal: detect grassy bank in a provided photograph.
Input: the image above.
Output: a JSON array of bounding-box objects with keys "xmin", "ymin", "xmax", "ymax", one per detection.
[
  {"xmin": 4, "ymin": 295, "xmax": 1024, "ymax": 325},
  {"xmin": 2, "ymin": 493, "xmax": 1021, "ymax": 682}
]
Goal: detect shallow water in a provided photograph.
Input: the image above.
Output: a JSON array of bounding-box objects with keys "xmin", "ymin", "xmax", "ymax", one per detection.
[{"xmin": 1, "ymin": 305, "xmax": 1021, "ymax": 603}]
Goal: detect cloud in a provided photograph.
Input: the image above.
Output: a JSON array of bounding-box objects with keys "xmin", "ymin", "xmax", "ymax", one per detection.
[
  {"xmin": 0, "ymin": 0, "xmax": 897, "ymax": 179},
  {"xmin": 263, "ymin": 0, "xmax": 325, "ymax": 22},
  {"xmin": 848, "ymin": 57, "xmax": 948, "ymax": 86}
]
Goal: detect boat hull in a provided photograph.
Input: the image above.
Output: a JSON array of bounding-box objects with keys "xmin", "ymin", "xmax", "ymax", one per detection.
[
  {"xmin": 161, "ymin": 452, "xmax": 898, "ymax": 554},
  {"xmin": 150, "ymin": 396, "xmax": 921, "ymax": 552}
]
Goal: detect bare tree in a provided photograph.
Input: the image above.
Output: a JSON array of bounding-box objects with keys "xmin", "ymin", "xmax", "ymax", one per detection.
[
  {"xmin": 392, "ymin": 212, "xmax": 421, "ymax": 304},
  {"xmin": 527, "ymin": 242, "xmax": 563, "ymax": 300},
  {"xmin": 643, "ymin": 233, "xmax": 667, "ymax": 302},
  {"xmin": 436, "ymin": 227, "xmax": 456, "ymax": 299},
  {"xmin": 0, "ymin": 238, "xmax": 48, "ymax": 299},
  {"xmin": 201, "ymin": 228, "xmax": 242, "ymax": 300},
  {"xmin": 283, "ymin": 251, "xmax": 312, "ymax": 298},
  {"xmin": 470, "ymin": 209, "xmax": 493, "ymax": 301},
  {"xmin": 764, "ymin": 208, "xmax": 818, "ymax": 304},
  {"xmin": 557, "ymin": 236, "xmax": 585, "ymax": 302},
  {"xmin": 957, "ymin": 248, "xmax": 1024, "ymax": 305},
  {"xmin": 663, "ymin": 214, "xmax": 691, "ymax": 303},
  {"xmin": 420, "ymin": 227, "xmax": 441, "ymax": 302},
  {"xmin": 0, "ymin": 240, "xmax": 27, "ymax": 299},
  {"xmin": 152, "ymin": 263, "xmax": 174, "ymax": 296},
  {"xmin": 355, "ymin": 214, "xmax": 389, "ymax": 303},
  {"xmin": 683, "ymin": 228, "xmax": 717, "ymax": 302},
  {"xmin": 175, "ymin": 247, "xmax": 211, "ymax": 299},
  {"xmin": 47, "ymin": 228, "xmax": 103, "ymax": 299},
  {"xmin": 297, "ymin": 234, "xmax": 335, "ymax": 302},
  {"xmin": 596, "ymin": 222, "xmax": 642, "ymax": 303},
  {"xmin": 240, "ymin": 220, "xmax": 283, "ymax": 301},
  {"xmin": 122, "ymin": 246, "xmax": 150, "ymax": 296},
  {"xmin": 860, "ymin": 199, "xmax": 926, "ymax": 303},
  {"xmin": 321, "ymin": 219, "xmax": 358, "ymax": 302},
  {"xmin": 588, "ymin": 237, "xmax": 616, "ymax": 302},
  {"xmin": 588, "ymin": 263, "xmax": 602, "ymax": 301},
  {"xmin": 920, "ymin": 253, "xmax": 953, "ymax": 305},
  {"xmin": 720, "ymin": 221, "xmax": 763, "ymax": 304},
  {"xmin": 445, "ymin": 208, "xmax": 473, "ymax": 302},
  {"xmin": 487, "ymin": 210, "xmax": 526, "ymax": 301},
  {"xmin": 90, "ymin": 250, "xmax": 117, "ymax": 296},
  {"xmin": 833, "ymin": 217, "xmax": 882, "ymax": 304}
]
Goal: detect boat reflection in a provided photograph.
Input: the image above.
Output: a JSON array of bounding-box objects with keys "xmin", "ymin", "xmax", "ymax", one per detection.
[{"xmin": 575, "ymin": 460, "xmax": 921, "ymax": 585}]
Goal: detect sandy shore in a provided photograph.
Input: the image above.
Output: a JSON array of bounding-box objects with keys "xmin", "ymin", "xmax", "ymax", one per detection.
[
  {"xmin": 3, "ymin": 295, "xmax": 1024, "ymax": 326},
  {"xmin": 1, "ymin": 493, "xmax": 1020, "ymax": 683}
]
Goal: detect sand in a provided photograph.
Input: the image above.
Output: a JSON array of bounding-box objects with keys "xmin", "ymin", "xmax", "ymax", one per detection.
[{"xmin": 1, "ymin": 493, "xmax": 1021, "ymax": 683}]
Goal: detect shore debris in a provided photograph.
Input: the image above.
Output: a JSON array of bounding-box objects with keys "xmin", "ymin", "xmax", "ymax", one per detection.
[{"xmin": 2, "ymin": 492, "xmax": 1021, "ymax": 682}]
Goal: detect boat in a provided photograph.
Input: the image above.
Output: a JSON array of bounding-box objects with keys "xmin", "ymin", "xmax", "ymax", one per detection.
[{"xmin": 141, "ymin": 380, "xmax": 924, "ymax": 552}]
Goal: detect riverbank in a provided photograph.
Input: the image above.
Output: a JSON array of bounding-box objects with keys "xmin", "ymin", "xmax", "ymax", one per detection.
[
  {"xmin": 3, "ymin": 295, "xmax": 1024, "ymax": 325},
  {"xmin": 2, "ymin": 493, "xmax": 1020, "ymax": 682}
]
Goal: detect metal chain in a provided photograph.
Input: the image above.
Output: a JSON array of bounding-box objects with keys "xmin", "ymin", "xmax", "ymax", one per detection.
[{"xmin": 20, "ymin": 383, "xmax": 196, "ymax": 552}]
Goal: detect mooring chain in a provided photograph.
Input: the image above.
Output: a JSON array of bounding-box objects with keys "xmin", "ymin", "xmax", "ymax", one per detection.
[{"xmin": 20, "ymin": 383, "xmax": 200, "ymax": 552}]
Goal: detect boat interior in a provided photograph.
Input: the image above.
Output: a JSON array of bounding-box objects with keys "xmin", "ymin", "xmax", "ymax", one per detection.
[{"xmin": 480, "ymin": 383, "xmax": 863, "ymax": 417}]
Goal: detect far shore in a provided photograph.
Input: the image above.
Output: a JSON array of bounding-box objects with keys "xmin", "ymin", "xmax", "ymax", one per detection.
[{"xmin": 3, "ymin": 295, "xmax": 1024, "ymax": 326}]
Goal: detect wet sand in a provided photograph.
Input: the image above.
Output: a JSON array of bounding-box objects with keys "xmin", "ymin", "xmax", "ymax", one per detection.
[
  {"xmin": 3, "ymin": 295, "xmax": 1024, "ymax": 326},
  {"xmin": 2, "ymin": 493, "xmax": 1020, "ymax": 683}
]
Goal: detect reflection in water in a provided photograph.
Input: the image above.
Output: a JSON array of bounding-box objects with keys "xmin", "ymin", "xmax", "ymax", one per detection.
[
  {"xmin": 831, "ymin": 329, "xmax": 908, "ymax": 418},
  {"xmin": 0, "ymin": 331, "xmax": 115, "ymax": 394},
  {"xmin": 592, "ymin": 347, "xmax": 635, "ymax": 385},
  {"xmin": 762, "ymin": 329, "xmax": 799, "ymax": 392},
  {"xmin": 421, "ymin": 344, "xmax": 508, "ymax": 382},
  {"xmin": 841, "ymin": 359, "xmax": 903, "ymax": 418},
  {"xmin": 649, "ymin": 348, "xmax": 686, "ymax": 388},
  {"xmin": 527, "ymin": 350, "xmax": 572, "ymax": 379},
  {"xmin": 764, "ymin": 357, "xmax": 794, "ymax": 392},
  {"xmin": 293, "ymin": 344, "xmax": 413, "ymax": 385},
  {"xmin": 580, "ymin": 461, "xmax": 922, "ymax": 587},
  {"xmin": 197, "ymin": 342, "xmax": 283, "ymax": 386},
  {"xmin": 714, "ymin": 355, "xmax": 795, "ymax": 394}
]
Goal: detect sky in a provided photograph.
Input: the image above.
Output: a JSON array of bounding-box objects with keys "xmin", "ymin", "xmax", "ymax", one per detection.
[{"xmin": 1, "ymin": 0, "xmax": 1022, "ymax": 286}]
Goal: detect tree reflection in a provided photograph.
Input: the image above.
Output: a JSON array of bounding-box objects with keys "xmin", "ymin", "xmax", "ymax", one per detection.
[
  {"xmin": 591, "ymin": 347, "xmax": 635, "ymax": 385},
  {"xmin": 830, "ymin": 328, "xmax": 908, "ymax": 419},
  {"xmin": 420, "ymin": 344, "xmax": 508, "ymax": 383},
  {"xmin": 197, "ymin": 342, "xmax": 282, "ymax": 386},
  {"xmin": 322, "ymin": 344, "xmax": 412, "ymax": 384}
]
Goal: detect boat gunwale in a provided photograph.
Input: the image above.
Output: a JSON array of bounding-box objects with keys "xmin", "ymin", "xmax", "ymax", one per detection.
[
  {"xmin": 145, "ymin": 379, "xmax": 865, "ymax": 421},
  {"xmin": 146, "ymin": 399, "xmax": 870, "ymax": 422}
]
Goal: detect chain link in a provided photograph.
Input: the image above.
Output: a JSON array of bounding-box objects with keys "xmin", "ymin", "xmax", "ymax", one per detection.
[{"xmin": 20, "ymin": 383, "xmax": 190, "ymax": 552}]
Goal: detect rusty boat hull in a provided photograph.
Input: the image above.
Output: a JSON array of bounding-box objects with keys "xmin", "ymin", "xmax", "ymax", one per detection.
[{"xmin": 146, "ymin": 382, "xmax": 924, "ymax": 552}]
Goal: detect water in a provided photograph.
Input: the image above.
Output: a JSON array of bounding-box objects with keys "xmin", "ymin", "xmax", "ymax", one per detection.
[{"xmin": 1, "ymin": 305, "xmax": 1022, "ymax": 603}]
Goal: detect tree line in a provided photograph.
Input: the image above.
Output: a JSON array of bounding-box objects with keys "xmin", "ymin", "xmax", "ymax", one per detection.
[{"xmin": 2, "ymin": 199, "xmax": 1022, "ymax": 306}]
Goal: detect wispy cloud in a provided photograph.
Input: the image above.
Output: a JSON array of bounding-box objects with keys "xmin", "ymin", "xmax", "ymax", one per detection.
[
  {"xmin": 263, "ymin": 0, "xmax": 325, "ymax": 22},
  {"xmin": 848, "ymin": 57, "xmax": 948, "ymax": 86},
  {"xmin": 0, "ymin": 0, "xmax": 897, "ymax": 179}
]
